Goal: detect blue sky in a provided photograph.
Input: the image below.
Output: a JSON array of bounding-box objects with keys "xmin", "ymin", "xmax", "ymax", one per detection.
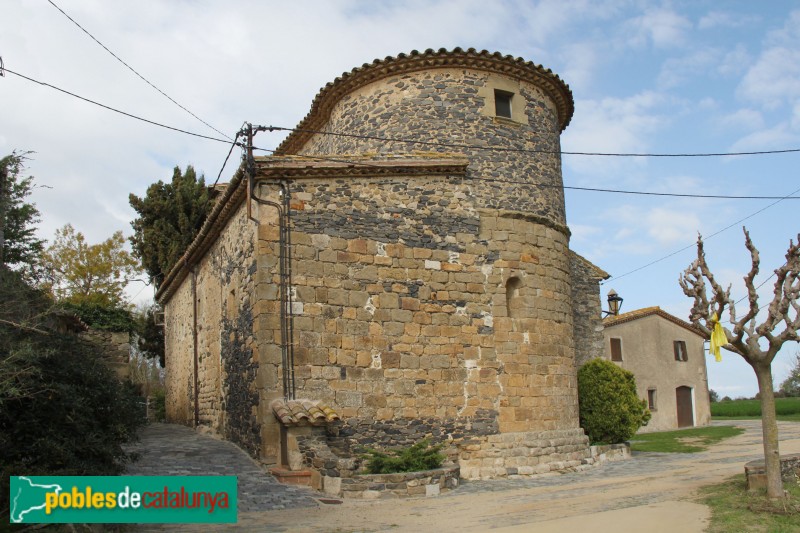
[{"xmin": 3, "ymin": 1, "xmax": 799, "ymax": 397}]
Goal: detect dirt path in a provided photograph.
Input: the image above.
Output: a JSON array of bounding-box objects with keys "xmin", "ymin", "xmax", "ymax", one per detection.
[
  {"xmin": 244, "ymin": 420, "xmax": 800, "ymax": 532},
  {"xmin": 130, "ymin": 420, "xmax": 800, "ymax": 532}
]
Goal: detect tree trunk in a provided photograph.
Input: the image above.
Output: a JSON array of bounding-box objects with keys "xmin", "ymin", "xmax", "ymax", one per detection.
[{"xmin": 754, "ymin": 362, "xmax": 783, "ymax": 499}]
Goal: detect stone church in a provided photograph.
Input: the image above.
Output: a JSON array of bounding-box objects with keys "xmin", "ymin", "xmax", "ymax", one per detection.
[{"xmin": 156, "ymin": 48, "xmax": 608, "ymax": 484}]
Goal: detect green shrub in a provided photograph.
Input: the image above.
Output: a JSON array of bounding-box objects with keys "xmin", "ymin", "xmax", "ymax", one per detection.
[
  {"xmin": 362, "ymin": 439, "xmax": 446, "ymax": 474},
  {"xmin": 578, "ymin": 358, "xmax": 651, "ymax": 444},
  {"xmin": 0, "ymin": 269, "xmax": 146, "ymax": 521},
  {"xmin": 151, "ymin": 389, "xmax": 166, "ymax": 422},
  {"xmin": 60, "ymin": 301, "xmax": 135, "ymax": 332}
]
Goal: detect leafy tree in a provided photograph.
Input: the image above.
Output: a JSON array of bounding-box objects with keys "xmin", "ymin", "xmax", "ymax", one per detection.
[
  {"xmin": 709, "ymin": 389, "xmax": 720, "ymax": 403},
  {"xmin": 577, "ymin": 358, "xmax": 651, "ymax": 444},
  {"xmin": 41, "ymin": 224, "xmax": 139, "ymax": 307},
  {"xmin": 779, "ymin": 352, "xmax": 800, "ymax": 397},
  {"xmin": 129, "ymin": 165, "xmax": 211, "ymax": 287},
  {"xmin": 135, "ymin": 302, "xmax": 165, "ymax": 367},
  {"xmin": 0, "ymin": 152, "xmax": 45, "ymax": 276},
  {"xmin": 680, "ymin": 228, "xmax": 800, "ymax": 499},
  {"xmin": 0, "ymin": 267, "xmax": 145, "ymax": 518},
  {"xmin": 60, "ymin": 301, "xmax": 135, "ymax": 332}
]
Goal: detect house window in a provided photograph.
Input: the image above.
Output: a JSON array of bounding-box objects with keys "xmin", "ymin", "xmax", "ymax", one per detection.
[
  {"xmin": 647, "ymin": 388, "xmax": 657, "ymax": 411},
  {"xmin": 494, "ymin": 89, "xmax": 513, "ymax": 118},
  {"xmin": 610, "ymin": 338, "xmax": 623, "ymax": 362},
  {"xmin": 674, "ymin": 340, "xmax": 688, "ymax": 362}
]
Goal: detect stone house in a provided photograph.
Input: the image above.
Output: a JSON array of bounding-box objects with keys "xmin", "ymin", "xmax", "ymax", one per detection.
[
  {"xmin": 156, "ymin": 48, "xmax": 608, "ymax": 485},
  {"xmin": 602, "ymin": 307, "xmax": 711, "ymax": 432}
]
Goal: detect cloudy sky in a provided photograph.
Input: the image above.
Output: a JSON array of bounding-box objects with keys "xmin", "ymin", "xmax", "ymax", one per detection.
[{"xmin": 3, "ymin": 0, "xmax": 800, "ymax": 397}]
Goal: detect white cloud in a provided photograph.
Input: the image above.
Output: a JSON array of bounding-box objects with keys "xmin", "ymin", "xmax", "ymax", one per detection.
[
  {"xmin": 568, "ymin": 223, "xmax": 603, "ymax": 244},
  {"xmin": 738, "ymin": 12, "xmax": 800, "ymax": 109},
  {"xmin": 697, "ymin": 97, "xmax": 718, "ymax": 110},
  {"xmin": 657, "ymin": 48, "xmax": 720, "ymax": 89},
  {"xmin": 698, "ymin": 11, "xmax": 758, "ymax": 30},
  {"xmin": 559, "ymin": 42, "xmax": 601, "ymax": 91},
  {"xmin": 643, "ymin": 206, "xmax": 702, "ymax": 246},
  {"xmin": 738, "ymin": 47, "xmax": 800, "ymax": 109},
  {"xmin": 563, "ymin": 91, "xmax": 667, "ymax": 176},
  {"xmin": 717, "ymin": 44, "xmax": 751, "ymax": 77},
  {"xmin": 729, "ymin": 122, "xmax": 798, "ymax": 152},
  {"xmin": 623, "ymin": 8, "xmax": 692, "ymax": 49},
  {"xmin": 717, "ymin": 108, "xmax": 765, "ymax": 131}
]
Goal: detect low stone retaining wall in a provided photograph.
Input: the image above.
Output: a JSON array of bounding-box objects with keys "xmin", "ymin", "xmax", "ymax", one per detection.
[
  {"xmin": 457, "ymin": 428, "xmax": 591, "ymax": 479},
  {"xmin": 324, "ymin": 465, "xmax": 460, "ymax": 499},
  {"xmin": 590, "ymin": 442, "xmax": 630, "ymax": 464},
  {"xmin": 745, "ymin": 453, "xmax": 800, "ymax": 491}
]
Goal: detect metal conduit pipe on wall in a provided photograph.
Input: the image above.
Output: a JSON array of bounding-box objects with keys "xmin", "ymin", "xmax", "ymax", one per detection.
[
  {"xmin": 191, "ymin": 268, "xmax": 199, "ymax": 427},
  {"xmin": 243, "ymin": 126, "xmax": 296, "ymax": 400},
  {"xmin": 249, "ymin": 179, "xmax": 296, "ymax": 401}
]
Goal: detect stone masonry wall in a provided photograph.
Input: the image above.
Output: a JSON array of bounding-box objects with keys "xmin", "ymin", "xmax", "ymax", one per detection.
[
  {"xmin": 570, "ymin": 253, "xmax": 605, "ymax": 367},
  {"xmin": 164, "ymin": 205, "xmax": 261, "ymax": 457},
  {"xmin": 251, "ymin": 63, "xmax": 588, "ymax": 475},
  {"xmin": 164, "ymin": 277, "xmax": 194, "ymax": 426},
  {"xmin": 255, "ymin": 172, "xmax": 579, "ymax": 454},
  {"xmin": 82, "ymin": 329, "xmax": 131, "ymax": 380},
  {"xmin": 299, "ymin": 68, "xmax": 567, "ymax": 230},
  {"xmin": 458, "ymin": 428, "xmax": 590, "ymax": 479}
]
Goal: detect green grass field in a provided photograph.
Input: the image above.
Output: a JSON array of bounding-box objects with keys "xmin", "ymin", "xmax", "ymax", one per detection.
[
  {"xmin": 701, "ymin": 475, "xmax": 800, "ymax": 532},
  {"xmin": 631, "ymin": 425, "xmax": 744, "ymax": 453},
  {"xmin": 711, "ymin": 397, "xmax": 800, "ymax": 420}
]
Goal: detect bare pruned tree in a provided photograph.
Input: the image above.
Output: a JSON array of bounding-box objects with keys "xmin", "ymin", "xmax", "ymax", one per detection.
[{"xmin": 679, "ymin": 227, "xmax": 800, "ymax": 499}]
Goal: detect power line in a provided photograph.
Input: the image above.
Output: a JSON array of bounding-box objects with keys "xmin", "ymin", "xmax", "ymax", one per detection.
[
  {"xmin": 269, "ymin": 125, "xmax": 800, "ymax": 158},
  {"xmin": 602, "ymin": 185, "xmax": 800, "ymax": 285},
  {"xmin": 212, "ymin": 130, "xmax": 242, "ymax": 188},
  {"xmin": 252, "ymin": 145, "xmax": 799, "ymax": 200},
  {"xmin": 5, "ymin": 70, "xmax": 799, "ymax": 201},
  {"xmin": 490, "ymin": 178, "xmax": 799, "ymax": 200},
  {"xmin": 4, "ymin": 67, "xmax": 234, "ymax": 144},
  {"xmin": 46, "ymin": 0, "xmax": 232, "ymax": 141},
  {"xmin": 250, "ymin": 144, "xmax": 798, "ymax": 286}
]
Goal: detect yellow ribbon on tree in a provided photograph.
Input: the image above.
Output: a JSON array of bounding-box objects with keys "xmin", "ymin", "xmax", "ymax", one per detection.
[{"xmin": 709, "ymin": 312, "xmax": 727, "ymax": 362}]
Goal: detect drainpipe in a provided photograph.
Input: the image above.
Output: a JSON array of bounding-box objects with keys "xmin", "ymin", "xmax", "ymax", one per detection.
[
  {"xmin": 283, "ymin": 180, "xmax": 296, "ymax": 400},
  {"xmin": 192, "ymin": 267, "xmax": 199, "ymax": 427},
  {"xmin": 244, "ymin": 124, "xmax": 296, "ymax": 400}
]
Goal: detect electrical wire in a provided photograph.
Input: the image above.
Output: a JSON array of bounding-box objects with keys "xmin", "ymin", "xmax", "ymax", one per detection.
[
  {"xmin": 5, "ymin": 69, "xmax": 800, "ymax": 200},
  {"xmin": 252, "ymin": 145, "xmax": 800, "ymax": 200},
  {"xmin": 602, "ymin": 185, "xmax": 800, "ymax": 285},
  {"xmin": 4, "ymin": 67, "xmax": 234, "ymax": 144},
  {"xmin": 8, "ymin": 58, "xmax": 795, "ymax": 295},
  {"xmin": 46, "ymin": 0, "xmax": 232, "ymax": 140},
  {"xmin": 269, "ymin": 125, "xmax": 800, "ymax": 158},
  {"xmin": 212, "ymin": 130, "xmax": 242, "ymax": 188}
]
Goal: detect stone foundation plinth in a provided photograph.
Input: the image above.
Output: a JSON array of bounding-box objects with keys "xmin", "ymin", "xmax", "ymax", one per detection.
[
  {"xmin": 457, "ymin": 428, "xmax": 591, "ymax": 480},
  {"xmin": 269, "ymin": 467, "xmax": 315, "ymax": 486},
  {"xmin": 590, "ymin": 442, "xmax": 630, "ymax": 464},
  {"xmin": 745, "ymin": 453, "xmax": 800, "ymax": 491},
  {"xmin": 329, "ymin": 465, "xmax": 459, "ymax": 499}
]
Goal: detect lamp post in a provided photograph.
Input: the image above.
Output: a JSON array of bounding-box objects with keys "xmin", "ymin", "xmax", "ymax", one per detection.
[{"xmin": 603, "ymin": 289, "xmax": 623, "ymax": 317}]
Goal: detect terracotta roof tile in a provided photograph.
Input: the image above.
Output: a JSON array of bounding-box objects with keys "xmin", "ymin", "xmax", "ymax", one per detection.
[
  {"xmin": 270, "ymin": 399, "xmax": 340, "ymax": 426},
  {"xmin": 275, "ymin": 47, "xmax": 574, "ymax": 155},
  {"xmin": 603, "ymin": 306, "xmax": 704, "ymax": 337}
]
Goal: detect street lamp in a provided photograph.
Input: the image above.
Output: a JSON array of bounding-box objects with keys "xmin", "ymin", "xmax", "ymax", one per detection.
[{"xmin": 604, "ymin": 289, "xmax": 623, "ymax": 317}]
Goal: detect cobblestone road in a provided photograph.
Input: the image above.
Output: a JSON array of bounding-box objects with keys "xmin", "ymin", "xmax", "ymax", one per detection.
[
  {"xmin": 124, "ymin": 420, "xmax": 800, "ymax": 532},
  {"xmin": 125, "ymin": 423, "xmax": 319, "ymax": 514}
]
